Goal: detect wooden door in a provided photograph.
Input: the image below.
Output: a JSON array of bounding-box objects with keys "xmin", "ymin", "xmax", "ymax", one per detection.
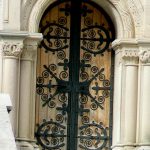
[{"xmin": 35, "ymin": 1, "xmax": 115, "ymax": 150}]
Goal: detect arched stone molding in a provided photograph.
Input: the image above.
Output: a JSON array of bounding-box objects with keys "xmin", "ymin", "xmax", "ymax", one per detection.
[
  {"xmin": 25, "ymin": 0, "xmax": 135, "ymax": 38},
  {"xmin": 21, "ymin": 0, "xmax": 37, "ymax": 31},
  {"xmin": 127, "ymin": 0, "xmax": 144, "ymax": 38},
  {"xmin": 126, "ymin": 0, "xmax": 143, "ymax": 28}
]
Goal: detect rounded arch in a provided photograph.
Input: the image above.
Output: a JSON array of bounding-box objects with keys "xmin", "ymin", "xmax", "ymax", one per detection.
[{"xmin": 28, "ymin": 0, "xmax": 135, "ymax": 38}]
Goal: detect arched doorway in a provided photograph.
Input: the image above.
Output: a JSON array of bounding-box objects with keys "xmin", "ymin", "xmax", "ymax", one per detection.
[{"xmin": 35, "ymin": 0, "xmax": 115, "ymax": 149}]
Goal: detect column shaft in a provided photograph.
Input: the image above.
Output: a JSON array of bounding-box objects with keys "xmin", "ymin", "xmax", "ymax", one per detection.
[
  {"xmin": 19, "ymin": 60, "xmax": 32, "ymax": 138},
  {"xmin": 112, "ymin": 51, "xmax": 124, "ymax": 150},
  {"xmin": 140, "ymin": 66, "xmax": 150, "ymax": 143},
  {"xmin": 124, "ymin": 65, "xmax": 138, "ymax": 146},
  {"xmin": 2, "ymin": 57, "xmax": 19, "ymax": 135},
  {"xmin": 16, "ymin": 33, "xmax": 42, "ymax": 150}
]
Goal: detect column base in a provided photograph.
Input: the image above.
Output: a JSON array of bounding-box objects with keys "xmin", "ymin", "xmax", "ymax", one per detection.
[
  {"xmin": 124, "ymin": 146, "xmax": 136, "ymax": 150},
  {"xmin": 112, "ymin": 144, "xmax": 136, "ymax": 150},
  {"xmin": 136, "ymin": 146, "xmax": 150, "ymax": 150},
  {"xmin": 16, "ymin": 139, "xmax": 39, "ymax": 150},
  {"xmin": 112, "ymin": 144, "xmax": 124, "ymax": 150},
  {"xmin": 112, "ymin": 148, "xmax": 124, "ymax": 150}
]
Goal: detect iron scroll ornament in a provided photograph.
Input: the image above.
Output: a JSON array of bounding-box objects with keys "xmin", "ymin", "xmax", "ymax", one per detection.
[
  {"xmin": 35, "ymin": 119, "xmax": 67, "ymax": 149},
  {"xmin": 78, "ymin": 122, "xmax": 109, "ymax": 150},
  {"xmin": 35, "ymin": 120, "xmax": 109, "ymax": 150},
  {"xmin": 36, "ymin": 65, "xmax": 110, "ymax": 110},
  {"xmin": 39, "ymin": 8, "xmax": 70, "ymax": 54},
  {"xmin": 81, "ymin": 25, "xmax": 112, "ymax": 56}
]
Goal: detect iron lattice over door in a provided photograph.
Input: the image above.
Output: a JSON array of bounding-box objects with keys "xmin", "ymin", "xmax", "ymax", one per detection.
[{"xmin": 35, "ymin": 0, "xmax": 115, "ymax": 150}]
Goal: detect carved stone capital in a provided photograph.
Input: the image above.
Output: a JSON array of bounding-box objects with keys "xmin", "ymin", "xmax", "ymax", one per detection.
[
  {"xmin": 121, "ymin": 49, "xmax": 139, "ymax": 65},
  {"xmin": 122, "ymin": 49, "xmax": 139, "ymax": 59},
  {"xmin": 3, "ymin": 42, "xmax": 23, "ymax": 57},
  {"xmin": 139, "ymin": 50, "xmax": 150, "ymax": 63},
  {"xmin": 21, "ymin": 45, "xmax": 37, "ymax": 60},
  {"xmin": 21, "ymin": 33, "xmax": 42, "ymax": 60}
]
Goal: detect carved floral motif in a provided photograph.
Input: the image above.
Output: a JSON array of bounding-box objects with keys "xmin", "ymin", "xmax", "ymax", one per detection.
[
  {"xmin": 3, "ymin": 42, "xmax": 23, "ymax": 57},
  {"xmin": 139, "ymin": 50, "xmax": 150, "ymax": 63}
]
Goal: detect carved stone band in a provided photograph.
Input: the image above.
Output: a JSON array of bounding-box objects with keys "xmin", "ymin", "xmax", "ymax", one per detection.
[{"xmin": 3, "ymin": 42, "xmax": 23, "ymax": 57}]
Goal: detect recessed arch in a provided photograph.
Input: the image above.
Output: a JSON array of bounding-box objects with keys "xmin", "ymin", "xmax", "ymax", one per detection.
[{"xmin": 28, "ymin": 0, "xmax": 135, "ymax": 38}]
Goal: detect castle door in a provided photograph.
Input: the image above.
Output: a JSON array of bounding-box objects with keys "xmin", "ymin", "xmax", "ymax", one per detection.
[{"xmin": 35, "ymin": 1, "xmax": 115, "ymax": 149}]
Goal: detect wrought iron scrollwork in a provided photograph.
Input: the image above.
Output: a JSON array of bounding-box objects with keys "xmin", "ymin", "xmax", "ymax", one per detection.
[
  {"xmin": 79, "ymin": 67, "xmax": 110, "ymax": 110},
  {"xmin": 40, "ymin": 23, "xmax": 69, "ymax": 53},
  {"xmin": 36, "ymin": 119, "xmax": 66, "ymax": 149},
  {"xmin": 81, "ymin": 25, "xmax": 112, "ymax": 55},
  {"xmin": 78, "ymin": 122, "xmax": 109, "ymax": 150},
  {"xmin": 37, "ymin": 65, "xmax": 110, "ymax": 110},
  {"xmin": 36, "ymin": 65, "xmax": 70, "ymax": 107}
]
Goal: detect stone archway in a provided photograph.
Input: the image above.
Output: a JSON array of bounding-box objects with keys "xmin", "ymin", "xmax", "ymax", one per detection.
[
  {"xmin": 35, "ymin": 1, "xmax": 115, "ymax": 149},
  {"xmin": 18, "ymin": 0, "xmax": 143, "ymax": 150},
  {"xmin": 27, "ymin": 0, "xmax": 135, "ymax": 38}
]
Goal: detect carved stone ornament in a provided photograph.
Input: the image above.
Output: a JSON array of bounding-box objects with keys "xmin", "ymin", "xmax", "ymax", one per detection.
[
  {"xmin": 122, "ymin": 49, "xmax": 139, "ymax": 59},
  {"xmin": 120, "ymin": 49, "xmax": 139, "ymax": 65},
  {"xmin": 3, "ymin": 42, "xmax": 23, "ymax": 57},
  {"xmin": 139, "ymin": 50, "xmax": 150, "ymax": 63},
  {"xmin": 21, "ymin": 45, "xmax": 37, "ymax": 60}
]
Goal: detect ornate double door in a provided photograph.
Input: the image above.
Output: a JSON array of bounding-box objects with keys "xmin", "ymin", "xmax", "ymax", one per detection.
[{"xmin": 35, "ymin": 0, "xmax": 115, "ymax": 150}]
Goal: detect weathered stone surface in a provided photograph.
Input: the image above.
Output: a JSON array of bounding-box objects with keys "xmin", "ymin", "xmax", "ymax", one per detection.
[{"xmin": 0, "ymin": 94, "xmax": 16, "ymax": 150}]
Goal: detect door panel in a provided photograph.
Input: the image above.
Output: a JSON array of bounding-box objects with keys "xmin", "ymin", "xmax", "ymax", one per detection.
[
  {"xmin": 77, "ymin": 2, "xmax": 113, "ymax": 149},
  {"xmin": 35, "ymin": 1, "xmax": 115, "ymax": 150},
  {"xmin": 36, "ymin": 2, "xmax": 71, "ymax": 149}
]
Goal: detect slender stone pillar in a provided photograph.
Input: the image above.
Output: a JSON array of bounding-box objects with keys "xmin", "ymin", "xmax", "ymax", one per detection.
[
  {"xmin": 16, "ymin": 33, "xmax": 42, "ymax": 150},
  {"xmin": 112, "ymin": 39, "xmax": 139, "ymax": 150},
  {"xmin": 2, "ymin": 41, "xmax": 24, "ymax": 135},
  {"xmin": 122, "ymin": 51, "xmax": 138, "ymax": 150},
  {"xmin": 111, "ymin": 47, "xmax": 124, "ymax": 150},
  {"xmin": 0, "ymin": 31, "xmax": 28, "ymax": 136},
  {"xmin": 137, "ymin": 49, "xmax": 150, "ymax": 150}
]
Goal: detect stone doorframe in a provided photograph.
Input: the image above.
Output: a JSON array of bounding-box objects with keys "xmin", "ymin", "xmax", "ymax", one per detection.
[{"xmin": 1, "ymin": 0, "xmax": 150, "ymax": 150}]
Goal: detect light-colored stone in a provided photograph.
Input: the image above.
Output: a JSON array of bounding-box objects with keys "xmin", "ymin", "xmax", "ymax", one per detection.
[
  {"xmin": 0, "ymin": 94, "xmax": 17, "ymax": 150},
  {"xmin": 17, "ymin": 33, "xmax": 42, "ymax": 150}
]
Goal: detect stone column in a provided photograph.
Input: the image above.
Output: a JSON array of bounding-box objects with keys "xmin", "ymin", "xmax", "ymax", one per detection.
[
  {"xmin": 122, "ymin": 49, "xmax": 138, "ymax": 150},
  {"xmin": 16, "ymin": 33, "xmax": 42, "ymax": 150},
  {"xmin": 136, "ymin": 48, "xmax": 150, "ymax": 150},
  {"xmin": 112, "ymin": 39, "xmax": 139, "ymax": 150},
  {"xmin": 0, "ymin": 31, "xmax": 28, "ymax": 137},
  {"xmin": 2, "ymin": 41, "xmax": 23, "ymax": 135},
  {"xmin": 111, "ymin": 45, "xmax": 124, "ymax": 150}
]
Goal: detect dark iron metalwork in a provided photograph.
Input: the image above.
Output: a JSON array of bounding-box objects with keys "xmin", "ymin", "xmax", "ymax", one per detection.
[
  {"xmin": 36, "ymin": 0, "xmax": 115, "ymax": 149},
  {"xmin": 35, "ymin": 119, "xmax": 66, "ymax": 149},
  {"xmin": 78, "ymin": 122, "xmax": 109, "ymax": 150}
]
